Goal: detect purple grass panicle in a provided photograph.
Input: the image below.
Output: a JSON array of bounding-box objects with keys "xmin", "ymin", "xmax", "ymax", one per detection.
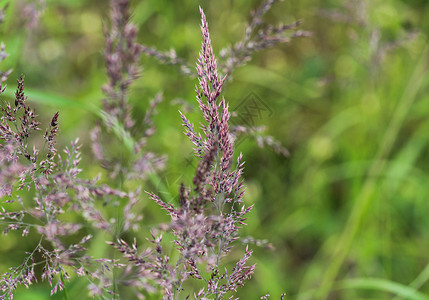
[
  {"xmin": 19, "ymin": 0, "xmax": 46, "ymax": 29},
  {"xmin": 0, "ymin": 77, "xmax": 132, "ymax": 299},
  {"xmin": 109, "ymin": 8, "xmax": 256, "ymax": 299},
  {"xmin": 92, "ymin": 0, "xmax": 166, "ymax": 182},
  {"xmin": 219, "ymin": 0, "xmax": 311, "ymax": 76},
  {"xmin": 102, "ymin": 0, "xmax": 142, "ymax": 130}
]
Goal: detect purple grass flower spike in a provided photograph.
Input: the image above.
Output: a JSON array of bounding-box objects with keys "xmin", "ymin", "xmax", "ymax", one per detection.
[{"xmin": 117, "ymin": 7, "xmax": 254, "ymax": 299}]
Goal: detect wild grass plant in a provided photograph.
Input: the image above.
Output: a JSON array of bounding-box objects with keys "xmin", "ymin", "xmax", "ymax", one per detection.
[
  {"xmin": 1, "ymin": 0, "xmax": 429, "ymax": 299},
  {"xmin": 0, "ymin": 0, "xmax": 301, "ymax": 299}
]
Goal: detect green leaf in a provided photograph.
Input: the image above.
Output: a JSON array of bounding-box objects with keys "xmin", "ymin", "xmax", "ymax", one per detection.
[{"xmin": 336, "ymin": 278, "xmax": 429, "ymax": 300}]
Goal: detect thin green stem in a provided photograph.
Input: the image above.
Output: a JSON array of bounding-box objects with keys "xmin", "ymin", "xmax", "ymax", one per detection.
[
  {"xmin": 60, "ymin": 271, "xmax": 69, "ymax": 300},
  {"xmin": 393, "ymin": 264, "xmax": 429, "ymax": 300}
]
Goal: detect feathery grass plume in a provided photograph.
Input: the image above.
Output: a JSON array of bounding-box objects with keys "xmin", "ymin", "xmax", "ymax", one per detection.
[
  {"xmin": 170, "ymin": 9, "xmax": 256, "ymax": 296},
  {"xmin": 110, "ymin": 8, "xmax": 255, "ymax": 299},
  {"xmin": 0, "ymin": 3, "xmax": 6, "ymax": 24},
  {"xmin": 19, "ymin": 0, "xmax": 46, "ymax": 29},
  {"xmin": 0, "ymin": 43, "xmax": 11, "ymax": 84},
  {"xmin": 0, "ymin": 75, "xmax": 62, "ymax": 187},
  {"xmin": 0, "ymin": 4, "xmax": 11, "ymax": 83},
  {"xmin": 88, "ymin": 0, "xmax": 167, "ymax": 295},
  {"xmin": 141, "ymin": 46, "xmax": 194, "ymax": 76},
  {"xmin": 232, "ymin": 125, "xmax": 290, "ymax": 157},
  {"xmin": 0, "ymin": 76, "xmax": 131, "ymax": 299},
  {"xmin": 102, "ymin": 0, "xmax": 141, "ymax": 129},
  {"xmin": 92, "ymin": 0, "xmax": 165, "ymax": 182},
  {"xmin": 318, "ymin": 0, "xmax": 367, "ymax": 26},
  {"xmin": 218, "ymin": 0, "xmax": 311, "ymax": 76}
]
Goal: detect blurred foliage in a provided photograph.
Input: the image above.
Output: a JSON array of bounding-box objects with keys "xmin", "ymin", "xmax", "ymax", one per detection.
[{"xmin": 1, "ymin": 0, "xmax": 429, "ymax": 299}]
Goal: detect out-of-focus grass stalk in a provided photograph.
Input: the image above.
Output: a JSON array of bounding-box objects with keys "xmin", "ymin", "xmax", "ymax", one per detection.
[
  {"xmin": 60, "ymin": 271, "xmax": 69, "ymax": 300},
  {"xmin": 315, "ymin": 44, "xmax": 429, "ymax": 300}
]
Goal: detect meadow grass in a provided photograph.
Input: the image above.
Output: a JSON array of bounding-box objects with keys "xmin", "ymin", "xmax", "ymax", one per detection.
[{"xmin": 1, "ymin": 0, "xmax": 429, "ymax": 299}]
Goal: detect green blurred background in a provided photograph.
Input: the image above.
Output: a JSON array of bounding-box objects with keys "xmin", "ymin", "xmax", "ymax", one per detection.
[{"xmin": 1, "ymin": 0, "xmax": 429, "ymax": 299}]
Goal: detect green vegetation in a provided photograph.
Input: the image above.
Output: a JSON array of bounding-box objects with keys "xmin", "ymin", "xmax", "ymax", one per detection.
[{"xmin": 1, "ymin": 0, "xmax": 429, "ymax": 299}]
